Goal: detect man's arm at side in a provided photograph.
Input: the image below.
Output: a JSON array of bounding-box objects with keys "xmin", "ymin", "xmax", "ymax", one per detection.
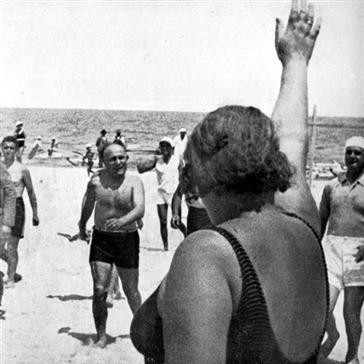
[
  {"xmin": 318, "ymin": 184, "xmax": 331, "ymax": 239},
  {"xmin": 23, "ymin": 168, "xmax": 39, "ymax": 225},
  {"xmin": 78, "ymin": 178, "xmax": 96, "ymax": 237}
]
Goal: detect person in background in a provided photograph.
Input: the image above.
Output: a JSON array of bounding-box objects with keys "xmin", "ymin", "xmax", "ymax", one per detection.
[
  {"xmin": 131, "ymin": 2, "xmax": 327, "ymax": 363},
  {"xmin": 137, "ymin": 137, "xmax": 182, "ymax": 251},
  {"xmin": 1, "ymin": 136, "xmax": 39, "ymax": 288},
  {"xmin": 114, "ymin": 129, "xmax": 126, "ymax": 146},
  {"xmin": 96, "ymin": 129, "xmax": 108, "ymax": 168},
  {"xmin": 48, "ymin": 137, "xmax": 59, "ymax": 157},
  {"xmin": 0, "ymin": 161, "xmax": 16, "ymax": 315},
  {"xmin": 14, "ymin": 121, "xmax": 26, "ymax": 162},
  {"xmin": 173, "ymin": 127, "xmax": 188, "ymax": 159},
  {"xmin": 319, "ymin": 136, "xmax": 364, "ymax": 364},
  {"xmin": 82, "ymin": 144, "xmax": 95, "ymax": 176},
  {"xmin": 171, "ymin": 180, "xmax": 212, "ymax": 237}
]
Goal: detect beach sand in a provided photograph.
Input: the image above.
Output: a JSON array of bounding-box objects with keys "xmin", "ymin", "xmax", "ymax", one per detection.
[{"xmin": 1, "ymin": 165, "xmax": 363, "ymax": 364}]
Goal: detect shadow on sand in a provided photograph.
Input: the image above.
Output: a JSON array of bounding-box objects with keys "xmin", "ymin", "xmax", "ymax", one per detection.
[
  {"xmin": 47, "ymin": 294, "xmax": 93, "ymax": 301},
  {"xmin": 58, "ymin": 327, "xmax": 130, "ymax": 347}
]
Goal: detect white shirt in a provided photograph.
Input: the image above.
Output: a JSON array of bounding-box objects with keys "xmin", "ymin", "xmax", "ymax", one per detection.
[{"xmin": 155, "ymin": 155, "xmax": 180, "ymax": 193}]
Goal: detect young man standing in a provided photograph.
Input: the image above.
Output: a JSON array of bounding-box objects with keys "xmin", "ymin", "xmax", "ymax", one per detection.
[
  {"xmin": 1, "ymin": 136, "xmax": 39, "ymax": 288},
  {"xmin": 320, "ymin": 136, "xmax": 364, "ymax": 364},
  {"xmin": 0, "ymin": 161, "xmax": 16, "ymax": 313},
  {"xmin": 78, "ymin": 142, "xmax": 144, "ymax": 348}
]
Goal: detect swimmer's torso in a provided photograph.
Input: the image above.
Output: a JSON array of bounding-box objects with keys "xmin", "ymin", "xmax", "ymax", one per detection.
[
  {"xmin": 7, "ymin": 161, "xmax": 26, "ymax": 197},
  {"xmin": 92, "ymin": 171, "xmax": 138, "ymax": 232}
]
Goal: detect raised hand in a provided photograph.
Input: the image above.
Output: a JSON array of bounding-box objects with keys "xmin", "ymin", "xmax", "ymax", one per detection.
[{"xmin": 275, "ymin": 0, "xmax": 321, "ymax": 65}]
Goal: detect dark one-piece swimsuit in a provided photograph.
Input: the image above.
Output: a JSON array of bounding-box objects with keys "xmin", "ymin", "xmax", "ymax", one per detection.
[{"xmin": 130, "ymin": 211, "xmax": 329, "ymax": 364}]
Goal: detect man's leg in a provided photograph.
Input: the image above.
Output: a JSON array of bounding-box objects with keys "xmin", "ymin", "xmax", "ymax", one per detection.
[
  {"xmin": 343, "ymin": 286, "xmax": 364, "ymax": 363},
  {"xmin": 157, "ymin": 204, "xmax": 168, "ymax": 250},
  {"xmin": 98, "ymin": 152, "xmax": 103, "ymax": 168},
  {"xmin": 106, "ymin": 264, "xmax": 122, "ymax": 307},
  {"xmin": 5, "ymin": 236, "xmax": 20, "ymax": 287},
  {"xmin": 117, "ymin": 267, "xmax": 141, "ymax": 314},
  {"xmin": 320, "ymin": 284, "xmax": 341, "ymax": 358},
  {"xmin": 90, "ymin": 260, "xmax": 113, "ymax": 348}
]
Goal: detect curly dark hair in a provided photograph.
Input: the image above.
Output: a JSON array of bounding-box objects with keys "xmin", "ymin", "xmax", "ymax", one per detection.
[
  {"xmin": 2, "ymin": 135, "xmax": 18, "ymax": 148},
  {"xmin": 182, "ymin": 105, "xmax": 293, "ymax": 197}
]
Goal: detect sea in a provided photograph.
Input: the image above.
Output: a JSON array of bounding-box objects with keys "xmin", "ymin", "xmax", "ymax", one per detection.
[{"xmin": 1, "ymin": 107, "xmax": 363, "ymax": 169}]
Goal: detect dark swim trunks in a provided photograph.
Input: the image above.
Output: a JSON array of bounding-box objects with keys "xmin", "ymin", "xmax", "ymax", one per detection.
[
  {"xmin": 89, "ymin": 229, "xmax": 140, "ymax": 269},
  {"xmin": 11, "ymin": 197, "xmax": 25, "ymax": 238}
]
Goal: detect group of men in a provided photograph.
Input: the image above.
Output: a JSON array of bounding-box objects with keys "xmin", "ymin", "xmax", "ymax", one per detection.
[{"xmin": 1, "ymin": 121, "xmax": 363, "ymax": 361}]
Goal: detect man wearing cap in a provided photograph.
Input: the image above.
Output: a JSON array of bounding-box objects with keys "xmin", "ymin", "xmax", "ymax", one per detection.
[
  {"xmin": 173, "ymin": 127, "xmax": 188, "ymax": 159},
  {"xmin": 14, "ymin": 121, "xmax": 26, "ymax": 162},
  {"xmin": 137, "ymin": 137, "xmax": 182, "ymax": 251},
  {"xmin": 319, "ymin": 136, "xmax": 364, "ymax": 364},
  {"xmin": 96, "ymin": 129, "xmax": 108, "ymax": 168}
]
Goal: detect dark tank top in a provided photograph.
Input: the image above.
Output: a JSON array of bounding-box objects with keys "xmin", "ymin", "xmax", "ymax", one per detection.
[{"xmin": 130, "ymin": 213, "xmax": 328, "ymax": 364}]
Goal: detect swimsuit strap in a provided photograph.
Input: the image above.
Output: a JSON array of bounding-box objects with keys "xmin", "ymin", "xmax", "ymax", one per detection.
[{"xmin": 212, "ymin": 224, "xmax": 323, "ymax": 363}]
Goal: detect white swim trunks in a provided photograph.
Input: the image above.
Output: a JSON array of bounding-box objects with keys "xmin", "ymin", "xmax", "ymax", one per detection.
[{"xmin": 323, "ymin": 235, "xmax": 364, "ymax": 290}]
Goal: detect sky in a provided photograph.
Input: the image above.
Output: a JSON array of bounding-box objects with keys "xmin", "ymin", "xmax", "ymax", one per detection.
[{"xmin": 1, "ymin": 0, "xmax": 363, "ymax": 117}]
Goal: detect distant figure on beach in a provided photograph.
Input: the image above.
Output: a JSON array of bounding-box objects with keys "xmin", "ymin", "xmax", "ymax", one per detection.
[
  {"xmin": 28, "ymin": 136, "xmax": 43, "ymax": 160},
  {"xmin": 131, "ymin": 1, "xmax": 327, "ymax": 363},
  {"xmin": 137, "ymin": 137, "xmax": 182, "ymax": 251},
  {"xmin": 95, "ymin": 129, "xmax": 108, "ymax": 168},
  {"xmin": 1, "ymin": 136, "xmax": 39, "ymax": 288},
  {"xmin": 171, "ymin": 181, "xmax": 212, "ymax": 237},
  {"xmin": 82, "ymin": 144, "xmax": 95, "ymax": 176},
  {"xmin": 319, "ymin": 136, "xmax": 364, "ymax": 364},
  {"xmin": 78, "ymin": 142, "xmax": 144, "ymax": 348},
  {"xmin": 0, "ymin": 161, "xmax": 16, "ymax": 315},
  {"xmin": 173, "ymin": 127, "xmax": 188, "ymax": 159},
  {"xmin": 114, "ymin": 129, "xmax": 126, "ymax": 146},
  {"xmin": 48, "ymin": 137, "xmax": 59, "ymax": 157},
  {"xmin": 14, "ymin": 121, "xmax": 26, "ymax": 162}
]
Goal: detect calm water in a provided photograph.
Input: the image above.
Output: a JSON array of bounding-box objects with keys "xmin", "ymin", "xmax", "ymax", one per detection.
[{"xmin": 1, "ymin": 107, "xmax": 363, "ymax": 168}]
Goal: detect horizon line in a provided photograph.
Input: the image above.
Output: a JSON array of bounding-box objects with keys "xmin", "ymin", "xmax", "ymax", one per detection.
[{"xmin": 1, "ymin": 105, "xmax": 363, "ymax": 120}]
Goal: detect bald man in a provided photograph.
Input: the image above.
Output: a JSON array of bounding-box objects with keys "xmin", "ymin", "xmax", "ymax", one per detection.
[
  {"xmin": 78, "ymin": 142, "xmax": 144, "ymax": 348},
  {"xmin": 319, "ymin": 136, "xmax": 364, "ymax": 364}
]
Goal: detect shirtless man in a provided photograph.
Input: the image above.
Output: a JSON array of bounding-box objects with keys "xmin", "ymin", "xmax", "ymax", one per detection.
[
  {"xmin": 0, "ymin": 161, "xmax": 16, "ymax": 313},
  {"xmin": 1, "ymin": 136, "xmax": 39, "ymax": 288},
  {"xmin": 78, "ymin": 142, "xmax": 144, "ymax": 348}
]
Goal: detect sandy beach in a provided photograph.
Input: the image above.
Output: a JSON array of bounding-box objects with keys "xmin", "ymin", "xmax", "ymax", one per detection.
[{"xmin": 1, "ymin": 165, "xmax": 363, "ymax": 364}]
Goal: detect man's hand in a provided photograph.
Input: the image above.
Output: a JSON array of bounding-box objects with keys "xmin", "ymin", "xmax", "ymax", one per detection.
[
  {"xmin": 78, "ymin": 229, "xmax": 90, "ymax": 243},
  {"xmin": 170, "ymin": 214, "xmax": 181, "ymax": 229},
  {"xmin": 353, "ymin": 246, "xmax": 364, "ymax": 263},
  {"xmin": 275, "ymin": 0, "xmax": 321, "ymax": 65},
  {"xmin": 32, "ymin": 215, "xmax": 40, "ymax": 226},
  {"xmin": 105, "ymin": 217, "xmax": 125, "ymax": 231}
]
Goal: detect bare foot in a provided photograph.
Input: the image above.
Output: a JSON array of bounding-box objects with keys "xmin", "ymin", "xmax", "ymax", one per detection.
[
  {"xmin": 106, "ymin": 296, "xmax": 113, "ymax": 308},
  {"xmin": 5, "ymin": 280, "xmax": 15, "ymax": 289},
  {"xmin": 320, "ymin": 330, "xmax": 340, "ymax": 358},
  {"xmin": 93, "ymin": 335, "xmax": 107, "ymax": 349}
]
